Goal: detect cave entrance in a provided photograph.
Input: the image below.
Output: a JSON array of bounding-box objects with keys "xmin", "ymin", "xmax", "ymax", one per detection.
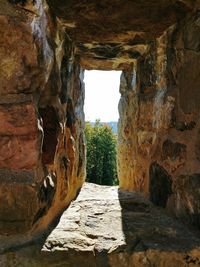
[{"xmin": 83, "ymin": 70, "xmax": 121, "ymax": 186}]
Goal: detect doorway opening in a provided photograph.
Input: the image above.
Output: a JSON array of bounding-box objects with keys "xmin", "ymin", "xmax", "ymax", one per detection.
[{"xmin": 84, "ymin": 70, "xmax": 121, "ymax": 186}]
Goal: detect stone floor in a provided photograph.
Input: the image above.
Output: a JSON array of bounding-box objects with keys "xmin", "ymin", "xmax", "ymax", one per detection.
[{"xmin": 1, "ymin": 183, "xmax": 200, "ymax": 266}]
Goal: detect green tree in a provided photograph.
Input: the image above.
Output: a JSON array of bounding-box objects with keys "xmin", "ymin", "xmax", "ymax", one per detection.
[{"xmin": 85, "ymin": 120, "xmax": 118, "ymax": 185}]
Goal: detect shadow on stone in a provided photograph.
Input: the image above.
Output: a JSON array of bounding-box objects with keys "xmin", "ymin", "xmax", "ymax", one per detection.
[
  {"xmin": 2, "ymin": 184, "xmax": 200, "ymax": 267},
  {"xmin": 118, "ymin": 187, "xmax": 200, "ymax": 265}
]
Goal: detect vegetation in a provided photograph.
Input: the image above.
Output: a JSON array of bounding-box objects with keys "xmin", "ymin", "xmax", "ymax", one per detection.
[{"xmin": 85, "ymin": 120, "xmax": 118, "ymax": 185}]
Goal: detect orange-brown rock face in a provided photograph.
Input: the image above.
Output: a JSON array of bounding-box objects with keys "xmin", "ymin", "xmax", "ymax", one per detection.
[
  {"xmin": 0, "ymin": 96, "xmax": 40, "ymax": 169},
  {"xmin": 47, "ymin": 0, "xmax": 197, "ymax": 43},
  {"xmin": 1, "ymin": 0, "xmax": 200, "ymax": 256},
  {"xmin": 118, "ymin": 15, "xmax": 200, "ymax": 229},
  {"xmin": 0, "ymin": 0, "xmax": 85, "ymax": 251},
  {"xmin": 1, "ymin": 183, "xmax": 200, "ymax": 267}
]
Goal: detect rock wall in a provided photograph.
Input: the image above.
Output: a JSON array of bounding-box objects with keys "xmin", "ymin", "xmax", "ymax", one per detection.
[
  {"xmin": 166, "ymin": 14, "xmax": 200, "ymax": 228},
  {"xmin": 1, "ymin": 0, "xmax": 200, "ymax": 255},
  {"xmin": 0, "ymin": 0, "xmax": 85, "ymax": 251},
  {"xmin": 118, "ymin": 35, "xmax": 168, "ymax": 194},
  {"xmin": 118, "ymin": 13, "xmax": 200, "ymax": 229}
]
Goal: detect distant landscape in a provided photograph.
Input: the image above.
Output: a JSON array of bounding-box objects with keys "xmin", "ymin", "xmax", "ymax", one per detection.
[{"xmin": 89, "ymin": 121, "xmax": 118, "ymax": 134}]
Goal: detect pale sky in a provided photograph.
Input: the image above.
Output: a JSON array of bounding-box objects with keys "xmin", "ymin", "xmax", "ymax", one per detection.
[{"xmin": 84, "ymin": 70, "xmax": 121, "ymax": 122}]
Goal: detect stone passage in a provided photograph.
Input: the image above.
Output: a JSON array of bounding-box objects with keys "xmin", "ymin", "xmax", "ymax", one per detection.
[
  {"xmin": 2, "ymin": 183, "xmax": 200, "ymax": 267},
  {"xmin": 1, "ymin": 0, "xmax": 200, "ymax": 260}
]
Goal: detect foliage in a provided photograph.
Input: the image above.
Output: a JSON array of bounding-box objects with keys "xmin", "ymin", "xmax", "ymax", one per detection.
[{"xmin": 85, "ymin": 120, "xmax": 118, "ymax": 185}]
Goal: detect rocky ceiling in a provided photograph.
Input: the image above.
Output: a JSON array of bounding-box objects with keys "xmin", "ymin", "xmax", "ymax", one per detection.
[{"xmin": 47, "ymin": 0, "xmax": 199, "ymax": 69}]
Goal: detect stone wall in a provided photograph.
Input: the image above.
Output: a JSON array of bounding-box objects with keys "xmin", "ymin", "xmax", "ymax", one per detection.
[
  {"xmin": 1, "ymin": 0, "xmax": 200, "ymax": 253},
  {"xmin": 166, "ymin": 14, "xmax": 200, "ymax": 227},
  {"xmin": 118, "ymin": 14, "xmax": 200, "ymax": 229},
  {"xmin": 0, "ymin": 0, "xmax": 85, "ymax": 251}
]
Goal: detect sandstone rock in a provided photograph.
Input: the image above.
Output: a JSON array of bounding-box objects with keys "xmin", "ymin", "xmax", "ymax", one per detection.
[
  {"xmin": 117, "ymin": 15, "xmax": 200, "ymax": 229},
  {"xmin": 0, "ymin": 95, "xmax": 41, "ymax": 169},
  {"xmin": 1, "ymin": 0, "xmax": 200, "ymax": 259},
  {"xmin": 47, "ymin": 0, "xmax": 198, "ymax": 43},
  {"xmin": 0, "ymin": 182, "xmax": 39, "ymax": 234},
  {"xmin": 0, "ymin": 0, "xmax": 85, "ymax": 249},
  {"xmin": 1, "ymin": 183, "xmax": 200, "ymax": 267},
  {"xmin": 169, "ymin": 174, "xmax": 200, "ymax": 229}
]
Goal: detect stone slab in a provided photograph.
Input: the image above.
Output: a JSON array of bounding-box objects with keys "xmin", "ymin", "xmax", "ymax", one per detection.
[{"xmin": 2, "ymin": 183, "xmax": 199, "ymax": 267}]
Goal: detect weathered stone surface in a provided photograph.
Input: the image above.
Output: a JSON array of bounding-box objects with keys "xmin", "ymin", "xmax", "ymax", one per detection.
[
  {"xmin": 77, "ymin": 43, "xmax": 147, "ymax": 70},
  {"xmin": 0, "ymin": 182, "xmax": 39, "ymax": 234},
  {"xmin": 1, "ymin": 0, "xmax": 200, "ymax": 261},
  {"xmin": 47, "ymin": 0, "xmax": 200, "ymax": 71},
  {"xmin": 117, "ymin": 15, "xmax": 200, "ymax": 229},
  {"xmin": 0, "ymin": 0, "xmax": 85, "ymax": 249},
  {"xmin": 0, "ymin": 0, "xmax": 54, "ymax": 95},
  {"xmin": 0, "ymin": 95, "xmax": 41, "ymax": 169},
  {"xmin": 47, "ymin": 0, "xmax": 198, "ymax": 43},
  {"xmin": 149, "ymin": 162, "xmax": 172, "ymax": 208},
  {"xmin": 1, "ymin": 183, "xmax": 200, "ymax": 267},
  {"xmin": 170, "ymin": 174, "xmax": 200, "ymax": 228}
]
